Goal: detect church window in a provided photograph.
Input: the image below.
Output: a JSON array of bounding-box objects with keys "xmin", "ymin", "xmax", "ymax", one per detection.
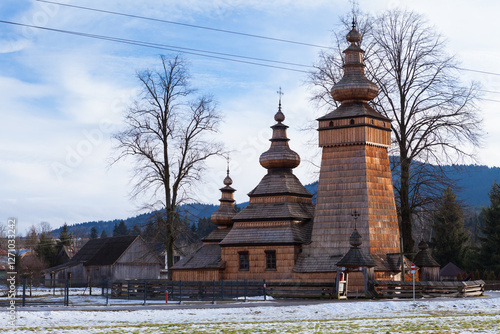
[
  {"xmin": 350, "ymin": 119, "xmax": 355, "ymax": 125},
  {"xmin": 239, "ymin": 251, "xmax": 249, "ymax": 270},
  {"xmin": 329, "ymin": 121, "xmax": 333, "ymax": 127},
  {"xmin": 265, "ymin": 250, "xmax": 276, "ymax": 270}
]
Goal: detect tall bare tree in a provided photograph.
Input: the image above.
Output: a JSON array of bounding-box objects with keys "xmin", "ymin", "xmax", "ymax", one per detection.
[
  {"xmin": 310, "ymin": 9, "xmax": 482, "ymax": 253},
  {"xmin": 113, "ymin": 55, "xmax": 223, "ymax": 279}
]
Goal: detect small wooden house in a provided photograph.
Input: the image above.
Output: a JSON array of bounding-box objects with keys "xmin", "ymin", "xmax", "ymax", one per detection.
[
  {"xmin": 44, "ymin": 235, "xmax": 162, "ymax": 285},
  {"xmin": 413, "ymin": 240, "xmax": 440, "ymax": 281}
]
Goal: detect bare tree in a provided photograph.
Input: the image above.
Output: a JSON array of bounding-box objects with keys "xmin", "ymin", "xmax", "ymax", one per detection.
[
  {"xmin": 310, "ymin": 9, "xmax": 482, "ymax": 253},
  {"xmin": 113, "ymin": 55, "xmax": 223, "ymax": 279}
]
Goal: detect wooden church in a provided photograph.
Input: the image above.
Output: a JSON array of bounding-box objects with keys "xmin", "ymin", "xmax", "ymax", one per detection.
[{"xmin": 171, "ymin": 24, "xmax": 404, "ymax": 287}]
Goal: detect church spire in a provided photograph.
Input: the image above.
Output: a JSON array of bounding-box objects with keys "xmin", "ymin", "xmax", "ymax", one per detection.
[
  {"xmin": 330, "ymin": 23, "xmax": 378, "ymax": 103},
  {"xmin": 259, "ymin": 90, "xmax": 300, "ymax": 170},
  {"xmin": 211, "ymin": 162, "xmax": 237, "ymax": 227}
]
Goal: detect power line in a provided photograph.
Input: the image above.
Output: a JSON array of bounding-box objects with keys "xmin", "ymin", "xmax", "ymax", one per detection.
[
  {"xmin": 35, "ymin": 0, "xmax": 332, "ymax": 50},
  {"xmin": 2, "ymin": 20, "xmax": 500, "ymax": 99},
  {"xmin": 0, "ymin": 20, "xmax": 310, "ymax": 74},
  {"xmin": 457, "ymin": 67, "xmax": 500, "ymax": 77}
]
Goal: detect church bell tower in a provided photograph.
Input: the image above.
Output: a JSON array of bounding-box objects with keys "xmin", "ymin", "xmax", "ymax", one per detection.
[{"xmin": 306, "ymin": 22, "xmax": 401, "ymax": 268}]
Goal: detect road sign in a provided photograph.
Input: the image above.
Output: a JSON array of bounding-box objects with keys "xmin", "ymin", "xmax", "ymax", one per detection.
[{"xmin": 411, "ymin": 263, "xmax": 416, "ymax": 301}]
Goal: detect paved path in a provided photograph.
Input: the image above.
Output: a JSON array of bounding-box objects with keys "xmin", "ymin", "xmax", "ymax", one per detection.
[{"xmin": 6, "ymin": 290, "xmax": 499, "ymax": 312}]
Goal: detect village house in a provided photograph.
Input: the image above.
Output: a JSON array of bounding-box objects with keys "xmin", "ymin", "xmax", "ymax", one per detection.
[{"xmin": 44, "ymin": 235, "xmax": 162, "ymax": 285}]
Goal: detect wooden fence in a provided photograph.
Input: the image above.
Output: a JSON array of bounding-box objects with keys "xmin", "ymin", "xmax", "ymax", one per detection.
[
  {"xmin": 370, "ymin": 280, "xmax": 485, "ymax": 299},
  {"xmin": 111, "ymin": 280, "xmax": 266, "ymax": 302}
]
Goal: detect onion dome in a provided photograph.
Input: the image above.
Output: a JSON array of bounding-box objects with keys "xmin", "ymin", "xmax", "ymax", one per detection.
[
  {"xmin": 413, "ymin": 240, "xmax": 440, "ymax": 267},
  {"xmin": 418, "ymin": 240, "xmax": 429, "ymax": 251},
  {"xmin": 211, "ymin": 167, "xmax": 237, "ymax": 227},
  {"xmin": 349, "ymin": 228, "xmax": 362, "ymax": 248},
  {"xmin": 336, "ymin": 228, "xmax": 376, "ymax": 268},
  {"xmin": 259, "ymin": 100, "xmax": 300, "ymax": 170},
  {"xmin": 330, "ymin": 22, "xmax": 379, "ymax": 102}
]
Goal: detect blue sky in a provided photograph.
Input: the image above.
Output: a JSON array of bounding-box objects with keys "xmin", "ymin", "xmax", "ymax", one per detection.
[{"xmin": 1, "ymin": 0, "xmax": 499, "ymax": 234}]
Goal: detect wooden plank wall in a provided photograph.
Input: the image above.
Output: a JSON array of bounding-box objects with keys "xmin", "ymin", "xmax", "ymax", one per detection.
[
  {"xmin": 306, "ymin": 144, "xmax": 400, "ymax": 259},
  {"xmin": 221, "ymin": 245, "xmax": 298, "ymax": 281}
]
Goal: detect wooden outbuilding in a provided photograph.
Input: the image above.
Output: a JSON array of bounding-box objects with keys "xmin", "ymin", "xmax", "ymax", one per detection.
[
  {"xmin": 44, "ymin": 235, "xmax": 162, "ymax": 285},
  {"xmin": 413, "ymin": 240, "xmax": 440, "ymax": 281}
]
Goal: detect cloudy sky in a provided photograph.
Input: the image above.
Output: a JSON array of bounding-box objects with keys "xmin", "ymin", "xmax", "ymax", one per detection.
[{"xmin": 1, "ymin": 0, "xmax": 499, "ymax": 234}]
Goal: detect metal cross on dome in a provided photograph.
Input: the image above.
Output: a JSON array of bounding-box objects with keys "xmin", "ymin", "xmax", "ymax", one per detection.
[{"xmin": 351, "ymin": 210, "xmax": 360, "ymax": 228}]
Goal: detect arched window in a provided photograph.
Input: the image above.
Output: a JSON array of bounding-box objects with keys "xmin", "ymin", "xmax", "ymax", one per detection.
[
  {"xmin": 329, "ymin": 121, "xmax": 333, "ymax": 127},
  {"xmin": 350, "ymin": 119, "xmax": 355, "ymax": 125}
]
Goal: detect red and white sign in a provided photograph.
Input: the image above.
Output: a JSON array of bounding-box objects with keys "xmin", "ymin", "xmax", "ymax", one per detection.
[{"xmin": 410, "ymin": 264, "xmax": 415, "ymax": 270}]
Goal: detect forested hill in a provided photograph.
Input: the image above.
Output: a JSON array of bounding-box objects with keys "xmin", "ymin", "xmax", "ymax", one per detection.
[{"xmin": 58, "ymin": 164, "xmax": 500, "ymax": 236}]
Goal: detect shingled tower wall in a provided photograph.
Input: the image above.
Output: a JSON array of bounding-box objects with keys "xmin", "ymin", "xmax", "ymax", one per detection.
[{"xmin": 303, "ymin": 23, "xmax": 401, "ymax": 272}]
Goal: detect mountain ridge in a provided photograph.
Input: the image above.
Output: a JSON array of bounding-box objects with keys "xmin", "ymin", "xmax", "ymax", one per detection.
[{"xmin": 55, "ymin": 164, "xmax": 500, "ymax": 236}]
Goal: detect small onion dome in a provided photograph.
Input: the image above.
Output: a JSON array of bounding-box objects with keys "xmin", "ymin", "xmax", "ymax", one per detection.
[
  {"xmin": 418, "ymin": 240, "xmax": 429, "ymax": 251},
  {"xmin": 259, "ymin": 109, "xmax": 300, "ymax": 169},
  {"xmin": 223, "ymin": 174, "xmax": 233, "ymax": 186},
  {"xmin": 274, "ymin": 109, "xmax": 285, "ymax": 122},
  {"xmin": 349, "ymin": 228, "xmax": 362, "ymax": 248},
  {"xmin": 211, "ymin": 171, "xmax": 237, "ymax": 226},
  {"xmin": 346, "ymin": 27, "xmax": 361, "ymax": 43},
  {"xmin": 330, "ymin": 26, "xmax": 379, "ymax": 102}
]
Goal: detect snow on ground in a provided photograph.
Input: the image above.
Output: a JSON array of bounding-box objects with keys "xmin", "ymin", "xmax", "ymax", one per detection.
[{"xmin": 1, "ymin": 292, "xmax": 500, "ymax": 333}]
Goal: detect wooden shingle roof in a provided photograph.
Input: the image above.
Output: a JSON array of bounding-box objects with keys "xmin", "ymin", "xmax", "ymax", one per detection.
[
  {"xmin": 220, "ymin": 219, "xmax": 313, "ymax": 246},
  {"xmin": 202, "ymin": 228, "xmax": 231, "ymax": 243},
  {"xmin": 245, "ymin": 169, "xmax": 313, "ymax": 198},
  {"xmin": 336, "ymin": 247, "xmax": 376, "ymax": 268},
  {"xmin": 317, "ymin": 101, "xmax": 390, "ymax": 122},
  {"xmin": 46, "ymin": 236, "xmax": 139, "ymax": 272},
  {"xmin": 293, "ymin": 254, "xmax": 342, "ymax": 272},
  {"xmin": 170, "ymin": 244, "xmax": 224, "ymax": 270},
  {"xmin": 232, "ymin": 202, "xmax": 314, "ymax": 222}
]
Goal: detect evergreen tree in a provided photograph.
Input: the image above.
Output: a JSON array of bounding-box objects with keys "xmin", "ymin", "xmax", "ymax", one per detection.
[
  {"xmin": 57, "ymin": 223, "xmax": 72, "ymax": 248},
  {"xmin": 430, "ymin": 187, "xmax": 469, "ymax": 267},
  {"xmin": 100, "ymin": 229, "xmax": 108, "ymax": 238},
  {"xmin": 90, "ymin": 227, "xmax": 98, "ymax": 239},
  {"xmin": 478, "ymin": 182, "xmax": 500, "ymax": 273},
  {"xmin": 130, "ymin": 224, "xmax": 141, "ymax": 236},
  {"xmin": 113, "ymin": 220, "xmax": 129, "ymax": 237},
  {"xmin": 196, "ymin": 217, "xmax": 216, "ymax": 239},
  {"xmin": 36, "ymin": 232, "xmax": 57, "ymax": 267}
]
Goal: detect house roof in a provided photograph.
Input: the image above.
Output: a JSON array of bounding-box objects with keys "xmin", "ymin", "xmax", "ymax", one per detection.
[
  {"xmin": 440, "ymin": 262, "xmax": 465, "ymax": 277},
  {"xmin": 170, "ymin": 244, "xmax": 224, "ymax": 270},
  {"xmin": 46, "ymin": 236, "xmax": 139, "ymax": 272},
  {"xmin": 84, "ymin": 236, "xmax": 138, "ymax": 266}
]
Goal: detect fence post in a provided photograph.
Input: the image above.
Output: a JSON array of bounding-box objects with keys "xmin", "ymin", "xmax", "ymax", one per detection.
[
  {"xmin": 22, "ymin": 278, "xmax": 26, "ymax": 307},
  {"xmin": 143, "ymin": 281, "xmax": 148, "ymax": 305},
  {"xmin": 263, "ymin": 279, "xmax": 266, "ymax": 301},
  {"xmin": 212, "ymin": 280, "xmax": 215, "ymax": 304},
  {"xmin": 105, "ymin": 280, "xmax": 110, "ymax": 306},
  {"xmin": 64, "ymin": 279, "xmax": 69, "ymax": 306},
  {"xmin": 171, "ymin": 280, "xmax": 174, "ymax": 302},
  {"xmin": 179, "ymin": 280, "xmax": 182, "ymax": 304},
  {"xmin": 244, "ymin": 280, "xmax": 248, "ymax": 302}
]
